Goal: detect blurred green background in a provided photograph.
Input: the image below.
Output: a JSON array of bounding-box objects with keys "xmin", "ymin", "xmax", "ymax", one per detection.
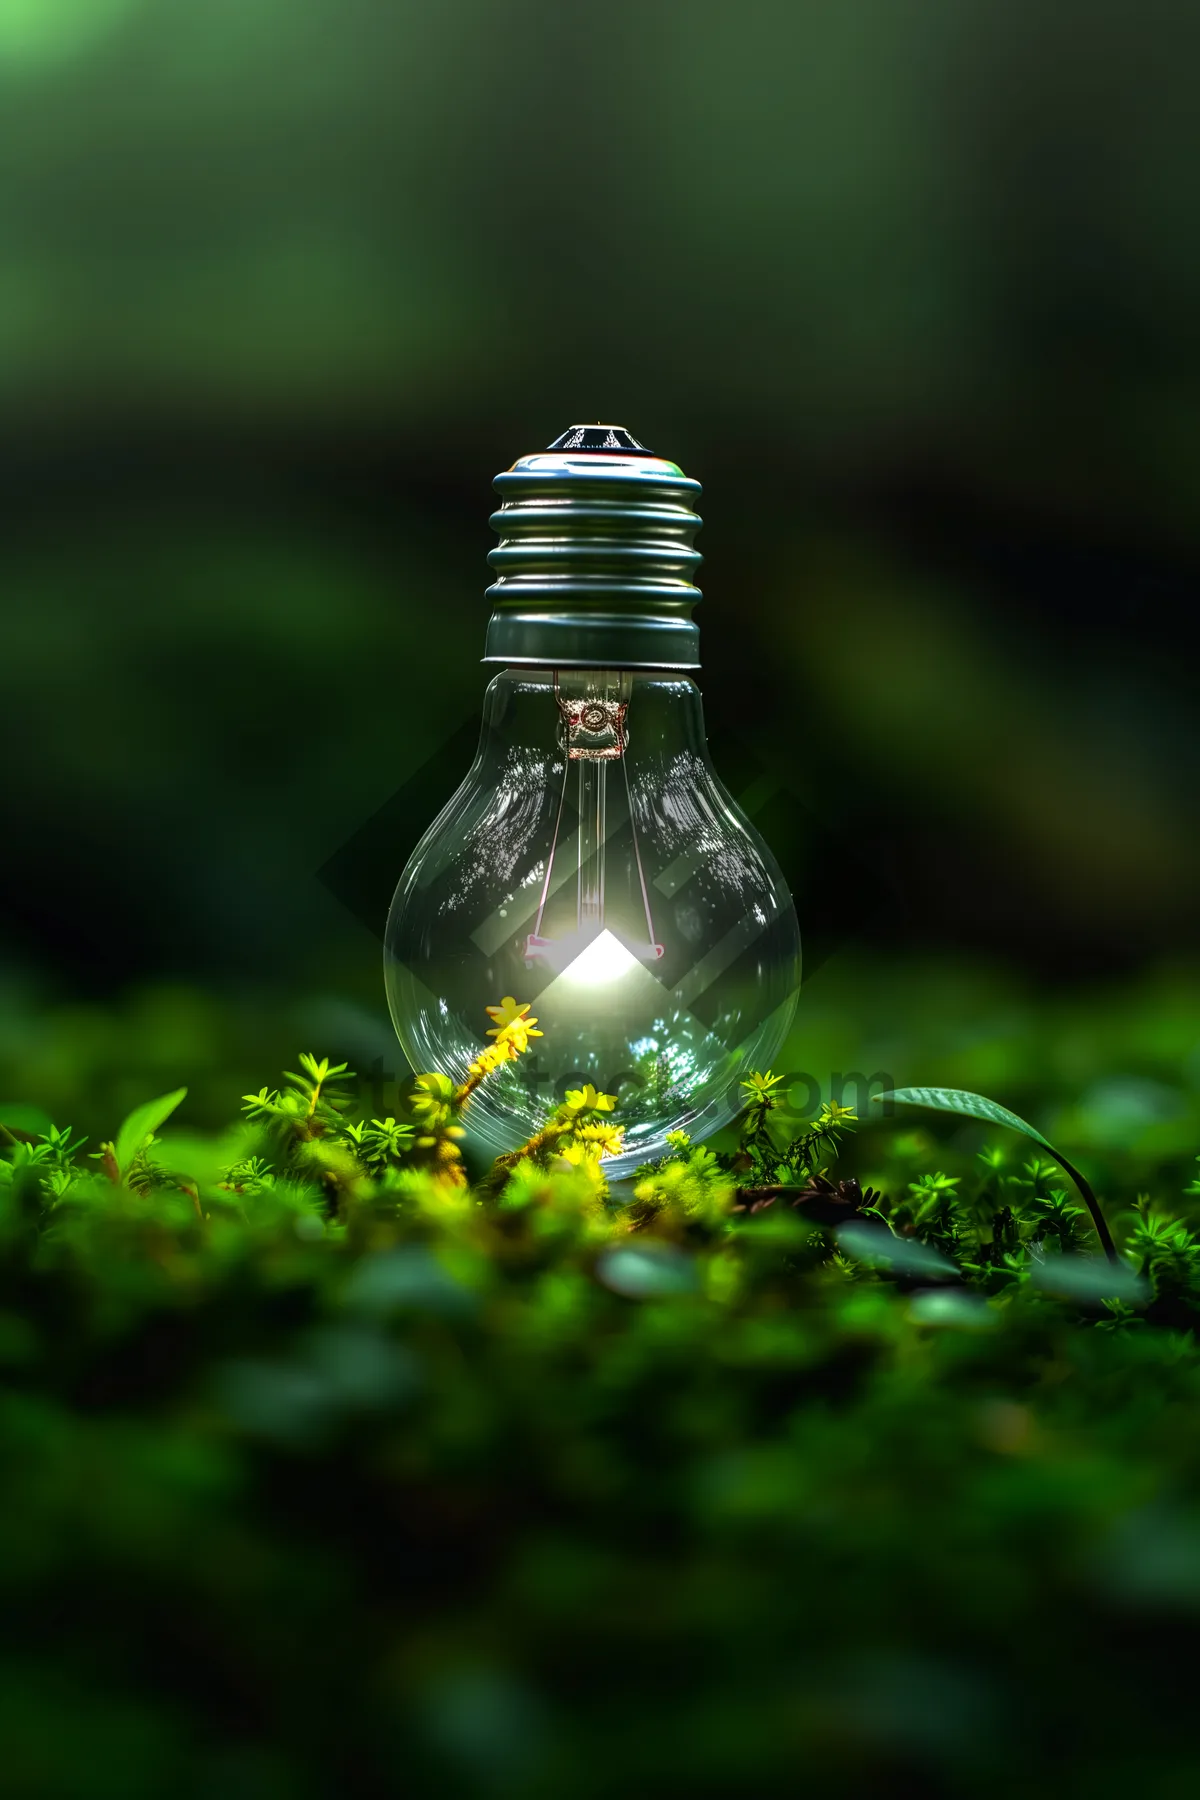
[
  {"xmin": 3, "ymin": 0, "xmax": 1200, "ymax": 1115},
  {"xmin": 7, "ymin": 17, "xmax": 1200, "ymax": 1790}
]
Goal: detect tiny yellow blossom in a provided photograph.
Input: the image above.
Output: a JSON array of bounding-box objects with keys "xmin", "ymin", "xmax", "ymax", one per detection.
[
  {"xmin": 485, "ymin": 996, "xmax": 543, "ymax": 1055},
  {"xmin": 486, "ymin": 996, "xmax": 536, "ymax": 1032},
  {"xmin": 466, "ymin": 1041, "xmax": 515, "ymax": 1080},
  {"xmin": 578, "ymin": 1123, "xmax": 624, "ymax": 1158},
  {"xmin": 563, "ymin": 1083, "xmax": 617, "ymax": 1115},
  {"xmin": 498, "ymin": 1018, "xmax": 541, "ymax": 1055}
]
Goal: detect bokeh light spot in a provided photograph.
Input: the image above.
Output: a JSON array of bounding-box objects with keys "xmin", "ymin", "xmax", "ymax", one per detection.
[{"xmin": 0, "ymin": 0, "xmax": 142, "ymax": 67}]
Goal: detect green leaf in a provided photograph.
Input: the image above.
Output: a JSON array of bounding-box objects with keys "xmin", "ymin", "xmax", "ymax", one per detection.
[
  {"xmin": 836, "ymin": 1222, "xmax": 958, "ymax": 1282},
  {"xmin": 595, "ymin": 1244, "xmax": 699, "ymax": 1299},
  {"xmin": 908, "ymin": 1289, "xmax": 998, "ymax": 1330},
  {"xmin": 114, "ymin": 1087, "xmax": 188, "ymax": 1176},
  {"xmin": 877, "ymin": 1086, "xmax": 1053, "ymax": 1149},
  {"xmin": 875, "ymin": 1086, "xmax": 1117, "ymax": 1263},
  {"xmin": 1031, "ymin": 1255, "xmax": 1148, "ymax": 1307}
]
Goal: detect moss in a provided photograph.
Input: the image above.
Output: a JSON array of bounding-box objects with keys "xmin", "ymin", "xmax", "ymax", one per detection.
[{"xmin": 3, "ymin": 1003, "xmax": 1200, "ymax": 1795}]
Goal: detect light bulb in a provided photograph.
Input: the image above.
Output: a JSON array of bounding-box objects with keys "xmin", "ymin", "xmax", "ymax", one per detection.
[{"xmin": 385, "ymin": 425, "xmax": 800, "ymax": 1175}]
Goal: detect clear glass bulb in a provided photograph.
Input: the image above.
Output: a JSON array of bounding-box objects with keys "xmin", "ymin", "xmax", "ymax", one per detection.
[{"xmin": 385, "ymin": 666, "xmax": 800, "ymax": 1175}]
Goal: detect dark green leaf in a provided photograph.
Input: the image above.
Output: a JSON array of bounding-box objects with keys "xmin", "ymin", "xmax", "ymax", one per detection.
[
  {"xmin": 837, "ymin": 1223, "xmax": 958, "ymax": 1281},
  {"xmin": 1031, "ymin": 1255, "xmax": 1147, "ymax": 1306},
  {"xmin": 876, "ymin": 1087, "xmax": 1053, "ymax": 1148}
]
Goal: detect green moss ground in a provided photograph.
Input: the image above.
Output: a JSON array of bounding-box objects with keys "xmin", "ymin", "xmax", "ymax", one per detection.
[{"xmin": 3, "ymin": 959, "xmax": 1200, "ymax": 1796}]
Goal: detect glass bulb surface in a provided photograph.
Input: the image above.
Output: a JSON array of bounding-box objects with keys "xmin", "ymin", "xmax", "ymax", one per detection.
[{"xmin": 385, "ymin": 670, "xmax": 800, "ymax": 1175}]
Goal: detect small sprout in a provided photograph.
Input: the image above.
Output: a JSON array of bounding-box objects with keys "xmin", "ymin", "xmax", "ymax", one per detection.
[
  {"xmin": 242, "ymin": 1086, "xmax": 285, "ymax": 1121},
  {"xmin": 44, "ymin": 1124, "xmax": 87, "ymax": 1165},
  {"xmin": 907, "ymin": 1171, "xmax": 961, "ymax": 1201},
  {"xmin": 904, "ymin": 1171, "xmax": 962, "ymax": 1237},
  {"xmin": 242, "ymin": 1057, "xmax": 352, "ymax": 1147},
  {"xmin": 287, "ymin": 1055, "xmax": 351, "ymax": 1091},
  {"xmin": 221, "ymin": 1156, "xmax": 276, "ymax": 1194},
  {"xmin": 359, "ymin": 1118, "xmax": 416, "ymax": 1168},
  {"xmin": 1011, "ymin": 1156, "xmax": 1061, "ymax": 1195},
  {"xmin": 741, "ymin": 1070, "xmax": 786, "ymax": 1106},
  {"xmin": 814, "ymin": 1100, "xmax": 858, "ymax": 1133},
  {"xmin": 1098, "ymin": 1298, "xmax": 1145, "ymax": 1332}
]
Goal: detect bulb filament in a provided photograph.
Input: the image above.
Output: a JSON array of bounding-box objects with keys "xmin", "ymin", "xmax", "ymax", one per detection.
[{"xmin": 526, "ymin": 672, "xmax": 662, "ymax": 969}]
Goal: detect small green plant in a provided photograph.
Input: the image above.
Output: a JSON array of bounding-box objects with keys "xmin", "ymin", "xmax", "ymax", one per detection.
[
  {"xmin": 10, "ymin": 1046, "xmax": 1195, "ymax": 1315},
  {"xmin": 9, "ymin": 1026, "xmax": 1199, "ymax": 1329},
  {"xmin": 5, "ymin": 1013, "xmax": 1200, "ymax": 1798},
  {"xmin": 876, "ymin": 1085, "xmax": 1119, "ymax": 1261}
]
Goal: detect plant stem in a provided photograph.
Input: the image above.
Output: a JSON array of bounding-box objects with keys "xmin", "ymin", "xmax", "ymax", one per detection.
[
  {"xmin": 1050, "ymin": 1150, "xmax": 1118, "ymax": 1264},
  {"xmin": 476, "ymin": 1121, "xmax": 576, "ymax": 1198},
  {"xmin": 453, "ymin": 1069, "xmax": 486, "ymax": 1107}
]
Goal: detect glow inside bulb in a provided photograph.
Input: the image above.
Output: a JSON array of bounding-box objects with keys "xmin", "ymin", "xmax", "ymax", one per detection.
[{"xmin": 552, "ymin": 929, "xmax": 643, "ymax": 987}]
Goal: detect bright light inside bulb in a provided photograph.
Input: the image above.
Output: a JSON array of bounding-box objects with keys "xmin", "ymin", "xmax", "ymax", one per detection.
[{"xmin": 557, "ymin": 928, "xmax": 644, "ymax": 987}]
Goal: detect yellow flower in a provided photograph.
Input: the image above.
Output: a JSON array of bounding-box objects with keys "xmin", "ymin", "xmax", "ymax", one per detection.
[
  {"xmin": 485, "ymin": 996, "xmax": 543, "ymax": 1055},
  {"xmin": 466, "ymin": 1041, "xmax": 515, "ymax": 1080},
  {"xmin": 486, "ymin": 996, "xmax": 533, "ymax": 1031},
  {"xmin": 576, "ymin": 1122, "xmax": 625, "ymax": 1158},
  {"xmin": 562, "ymin": 1083, "xmax": 617, "ymax": 1116}
]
